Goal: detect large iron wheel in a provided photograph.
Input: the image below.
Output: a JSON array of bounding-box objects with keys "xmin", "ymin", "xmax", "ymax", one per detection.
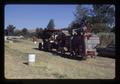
[
  {"xmin": 60, "ymin": 47, "xmax": 65, "ymax": 55},
  {"xmin": 38, "ymin": 43, "xmax": 42, "ymax": 50}
]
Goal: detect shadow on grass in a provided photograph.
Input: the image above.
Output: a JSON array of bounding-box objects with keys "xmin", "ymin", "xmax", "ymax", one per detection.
[
  {"xmin": 96, "ymin": 48, "xmax": 115, "ymax": 59},
  {"xmin": 97, "ymin": 54, "xmax": 115, "ymax": 59},
  {"xmin": 33, "ymin": 48, "xmax": 50, "ymax": 52},
  {"xmin": 52, "ymin": 51, "xmax": 84, "ymax": 61},
  {"xmin": 33, "ymin": 48, "xmax": 40, "ymax": 50},
  {"xmin": 23, "ymin": 62, "xmax": 29, "ymax": 65},
  {"xmin": 32, "ymin": 48, "xmax": 85, "ymax": 61}
]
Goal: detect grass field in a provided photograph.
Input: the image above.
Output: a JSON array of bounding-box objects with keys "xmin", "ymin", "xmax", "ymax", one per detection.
[{"xmin": 5, "ymin": 39, "xmax": 115, "ymax": 79}]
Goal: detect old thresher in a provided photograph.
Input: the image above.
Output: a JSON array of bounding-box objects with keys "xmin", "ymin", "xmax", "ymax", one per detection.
[{"xmin": 38, "ymin": 22, "xmax": 100, "ymax": 59}]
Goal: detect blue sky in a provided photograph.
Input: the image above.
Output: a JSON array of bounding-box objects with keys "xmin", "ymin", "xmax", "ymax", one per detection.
[{"xmin": 5, "ymin": 5, "xmax": 92, "ymax": 29}]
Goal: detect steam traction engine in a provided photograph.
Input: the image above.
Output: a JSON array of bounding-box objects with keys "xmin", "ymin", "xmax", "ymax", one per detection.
[{"xmin": 38, "ymin": 25, "xmax": 100, "ymax": 59}]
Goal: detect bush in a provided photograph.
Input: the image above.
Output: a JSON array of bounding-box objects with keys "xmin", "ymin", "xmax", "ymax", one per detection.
[{"xmin": 96, "ymin": 32, "xmax": 115, "ymax": 48}]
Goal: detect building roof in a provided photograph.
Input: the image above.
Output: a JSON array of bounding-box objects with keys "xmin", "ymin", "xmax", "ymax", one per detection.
[{"xmin": 46, "ymin": 29, "xmax": 61, "ymax": 32}]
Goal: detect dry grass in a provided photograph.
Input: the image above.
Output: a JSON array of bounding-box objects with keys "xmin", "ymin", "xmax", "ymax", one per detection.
[{"xmin": 5, "ymin": 39, "xmax": 115, "ymax": 79}]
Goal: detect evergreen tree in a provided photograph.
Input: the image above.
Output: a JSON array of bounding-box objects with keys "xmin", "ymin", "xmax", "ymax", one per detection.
[{"xmin": 47, "ymin": 19, "xmax": 55, "ymax": 29}]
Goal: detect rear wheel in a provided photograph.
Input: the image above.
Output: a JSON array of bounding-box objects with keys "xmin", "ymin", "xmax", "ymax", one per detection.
[
  {"xmin": 82, "ymin": 56, "xmax": 87, "ymax": 60},
  {"xmin": 61, "ymin": 48, "xmax": 65, "ymax": 55},
  {"xmin": 48, "ymin": 43, "xmax": 52, "ymax": 52}
]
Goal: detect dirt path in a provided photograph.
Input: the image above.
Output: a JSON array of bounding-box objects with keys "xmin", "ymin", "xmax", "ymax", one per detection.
[{"xmin": 5, "ymin": 39, "xmax": 115, "ymax": 79}]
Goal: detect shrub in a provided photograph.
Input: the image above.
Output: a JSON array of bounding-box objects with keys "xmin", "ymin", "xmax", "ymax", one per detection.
[{"xmin": 96, "ymin": 32, "xmax": 115, "ymax": 48}]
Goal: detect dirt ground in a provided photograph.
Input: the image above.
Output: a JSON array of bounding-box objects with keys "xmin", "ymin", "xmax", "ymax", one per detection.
[{"xmin": 5, "ymin": 39, "xmax": 115, "ymax": 79}]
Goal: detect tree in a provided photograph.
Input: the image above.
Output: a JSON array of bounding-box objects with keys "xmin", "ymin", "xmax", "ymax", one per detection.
[
  {"xmin": 91, "ymin": 5, "xmax": 115, "ymax": 33},
  {"xmin": 14, "ymin": 29, "xmax": 22, "ymax": 36},
  {"xmin": 35, "ymin": 28, "xmax": 40, "ymax": 37},
  {"xmin": 29, "ymin": 32, "xmax": 36, "ymax": 37},
  {"xmin": 73, "ymin": 5, "xmax": 94, "ymax": 25},
  {"xmin": 93, "ymin": 5, "xmax": 115, "ymax": 28},
  {"xmin": 69, "ymin": 5, "xmax": 94, "ymax": 30},
  {"xmin": 69, "ymin": 21, "xmax": 81, "ymax": 29},
  {"xmin": 6, "ymin": 25, "xmax": 16, "ymax": 36},
  {"xmin": 4, "ymin": 29, "xmax": 8, "ymax": 36},
  {"xmin": 111, "ymin": 27, "xmax": 115, "ymax": 33},
  {"xmin": 70, "ymin": 5, "xmax": 115, "ymax": 33},
  {"xmin": 35, "ymin": 28, "xmax": 44, "ymax": 38},
  {"xmin": 39, "ymin": 28, "xmax": 44, "ymax": 38},
  {"xmin": 47, "ymin": 19, "xmax": 55, "ymax": 29},
  {"xmin": 21, "ymin": 28, "xmax": 29, "ymax": 37}
]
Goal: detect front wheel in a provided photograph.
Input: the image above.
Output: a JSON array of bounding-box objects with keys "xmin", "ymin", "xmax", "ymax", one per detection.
[{"xmin": 38, "ymin": 43, "xmax": 42, "ymax": 50}]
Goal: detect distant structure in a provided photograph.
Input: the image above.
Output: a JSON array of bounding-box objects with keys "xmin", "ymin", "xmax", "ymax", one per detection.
[{"xmin": 5, "ymin": 35, "xmax": 24, "ymax": 40}]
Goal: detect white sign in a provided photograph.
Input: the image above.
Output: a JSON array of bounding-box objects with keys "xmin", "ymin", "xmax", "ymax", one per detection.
[
  {"xmin": 88, "ymin": 37, "xmax": 100, "ymax": 44},
  {"xmin": 28, "ymin": 54, "xmax": 36, "ymax": 63}
]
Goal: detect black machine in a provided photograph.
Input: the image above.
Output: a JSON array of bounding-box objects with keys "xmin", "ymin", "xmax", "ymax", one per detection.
[{"xmin": 38, "ymin": 21, "xmax": 100, "ymax": 59}]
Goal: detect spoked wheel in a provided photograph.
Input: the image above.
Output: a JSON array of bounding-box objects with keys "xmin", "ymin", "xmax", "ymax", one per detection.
[
  {"xmin": 61, "ymin": 48, "xmax": 65, "ymax": 56},
  {"xmin": 47, "ymin": 43, "xmax": 52, "ymax": 52},
  {"xmin": 38, "ymin": 43, "xmax": 42, "ymax": 50},
  {"xmin": 71, "ymin": 51, "xmax": 76, "ymax": 56},
  {"xmin": 82, "ymin": 56, "xmax": 87, "ymax": 60}
]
